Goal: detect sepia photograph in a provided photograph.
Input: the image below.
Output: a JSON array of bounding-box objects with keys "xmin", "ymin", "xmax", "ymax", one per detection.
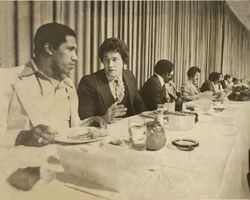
[{"xmin": 0, "ymin": 0, "xmax": 249, "ymax": 200}]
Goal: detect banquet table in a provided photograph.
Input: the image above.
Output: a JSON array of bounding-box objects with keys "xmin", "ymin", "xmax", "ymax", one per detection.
[{"xmin": 0, "ymin": 101, "xmax": 250, "ymax": 200}]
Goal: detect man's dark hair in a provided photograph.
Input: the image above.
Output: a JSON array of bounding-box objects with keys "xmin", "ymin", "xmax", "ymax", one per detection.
[
  {"xmin": 232, "ymin": 77, "xmax": 238, "ymax": 83},
  {"xmin": 154, "ymin": 59, "xmax": 174, "ymax": 75},
  {"xmin": 98, "ymin": 38, "xmax": 129, "ymax": 64},
  {"xmin": 208, "ymin": 72, "xmax": 220, "ymax": 82},
  {"xmin": 187, "ymin": 66, "xmax": 201, "ymax": 78},
  {"xmin": 224, "ymin": 74, "xmax": 231, "ymax": 80},
  {"xmin": 34, "ymin": 23, "xmax": 76, "ymax": 55}
]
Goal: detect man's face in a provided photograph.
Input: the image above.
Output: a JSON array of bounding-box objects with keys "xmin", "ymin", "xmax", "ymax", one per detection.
[
  {"xmin": 164, "ymin": 70, "xmax": 174, "ymax": 83},
  {"xmin": 103, "ymin": 51, "xmax": 124, "ymax": 80},
  {"xmin": 52, "ymin": 35, "xmax": 78, "ymax": 77},
  {"xmin": 192, "ymin": 72, "xmax": 200, "ymax": 84}
]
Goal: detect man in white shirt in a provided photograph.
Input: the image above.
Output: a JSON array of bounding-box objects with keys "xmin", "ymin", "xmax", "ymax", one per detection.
[{"xmin": 0, "ymin": 23, "xmax": 105, "ymax": 147}]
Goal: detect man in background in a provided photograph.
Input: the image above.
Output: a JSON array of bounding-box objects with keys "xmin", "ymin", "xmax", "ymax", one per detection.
[
  {"xmin": 221, "ymin": 74, "xmax": 233, "ymax": 89},
  {"xmin": 141, "ymin": 59, "xmax": 176, "ymax": 111}
]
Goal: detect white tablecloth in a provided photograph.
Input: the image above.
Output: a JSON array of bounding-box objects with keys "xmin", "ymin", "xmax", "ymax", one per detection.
[{"xmin": 0, "ymin": 101, "xmax": 250, "ymax": 200}]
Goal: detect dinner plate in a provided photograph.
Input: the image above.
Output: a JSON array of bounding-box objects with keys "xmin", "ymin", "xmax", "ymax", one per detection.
[
  {"xmin": 53, "ymin": 127, "xmax": 103, "ymax": 144},
  {"xmin": 54, "ymin": 137, "xmax": 102, "ymax": 145}
]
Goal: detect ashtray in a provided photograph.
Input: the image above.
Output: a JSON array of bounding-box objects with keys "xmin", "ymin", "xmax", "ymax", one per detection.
[{"xmin": 213, "ymin": 107, "xmax": 225, "ymax": 112}]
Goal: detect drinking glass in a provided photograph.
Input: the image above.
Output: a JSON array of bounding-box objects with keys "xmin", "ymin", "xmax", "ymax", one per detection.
[
  {"xmin": 128, "ymin": 118, "xmax": 147, "ymax": 151},
  {"xmin": 164, "ymin": 102, "xmax": 175, "ymax": 112}
]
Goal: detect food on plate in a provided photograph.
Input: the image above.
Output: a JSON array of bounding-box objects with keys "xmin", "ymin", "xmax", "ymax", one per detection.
[{"xmin": 54, "ymin": 127, "xmax": 108, "ymax": 143}]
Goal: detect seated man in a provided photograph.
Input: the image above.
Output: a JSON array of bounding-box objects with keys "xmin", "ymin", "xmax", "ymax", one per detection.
[
  {"xmin": 215, "ymin": 73, "xmax": 224, "ymax": 92},
  {"xmin": 221, "ymin": 74, "xmax": 233, "ymax": 89},
  {"xmin": 141, "ymin": 59, "xmax": 176, "ymax": 111},
  {"xmin": 200, "ymin": 72, "xmax": 221, "ymax": 93},
  {"xmin": 181, "ymin": 66, "xmax": 201, "ymax": 101},
  {"xmin": 77, "ymin": 38, "xmax": 146, "ymax": 123},
  {"xmin": 0, "ymin": 23, "xmax": 104, "ymax": 147}
]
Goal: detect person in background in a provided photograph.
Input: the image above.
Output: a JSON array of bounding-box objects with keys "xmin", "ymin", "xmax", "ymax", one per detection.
[
  {"xmin": 77, "ymin": 38, "xmax": 146, "ymax": 123},
  {"xmin": 141, "ymin": 59, "xmax": 176, "ymax": 111},
  {"xmin": 220, "ymin": 74, "xmax": 233, "ymax": 96},
  {"xmin": 215, "ymin": 73, "xmax": 224, "ymax": 92},
  {"xmin": 181, "ymin": 66, "xmax": 201, "ymax": 101},
  {"xmin": 221, "ymin": 74, "xmax": 233, "ymax": 89},
  {"xmin": 232, "ymin": 77, "xmax": 242, "ymax": 87},
  {"xmin": 0, "ymin": 23, "xmax": 105, "ymax": 147},
  {"xmin": 241, "ymin": 77, "xmax": 250, "ymax": 88},
  {"xmin": 200, "ymin": 72, "xmax": 221, "ymax": 93}
]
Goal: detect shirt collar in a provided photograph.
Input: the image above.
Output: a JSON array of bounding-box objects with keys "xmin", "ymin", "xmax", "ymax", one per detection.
[
  {"xmin": 106, "ymin": 73, "xmax": 123, "ymax": 83},
  {"xmin": 155, "ymin": 73, "xmax": 165, "ymax": 86},
  {"xmin": 187, "ymin": 79, "xmax": 196, "ymax": 85},
  {"xmin": 18, "ymin": 59, "xmax": 74, "ymax": 89}
]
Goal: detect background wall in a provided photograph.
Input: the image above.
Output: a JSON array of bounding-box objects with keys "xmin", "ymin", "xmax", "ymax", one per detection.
[{"xmin": 0, "ymin": 1, "xmax": 249, "ymax": 90}]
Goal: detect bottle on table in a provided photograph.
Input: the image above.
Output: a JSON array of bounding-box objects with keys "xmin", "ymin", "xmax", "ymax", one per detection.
[{"xmin": 175, "ymin": 92, "xmax": 183, "ymax": 111}]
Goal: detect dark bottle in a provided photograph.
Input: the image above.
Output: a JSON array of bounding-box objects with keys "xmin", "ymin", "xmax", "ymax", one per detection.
[{"xmin": 175, "ymin": 92, "xmax": 183, "ymax": 111}]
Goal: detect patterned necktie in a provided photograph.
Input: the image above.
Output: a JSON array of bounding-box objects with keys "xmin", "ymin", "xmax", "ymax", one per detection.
[{"xmin": 114, "ymin": 78, "xmax": 125, "ymax": 103}]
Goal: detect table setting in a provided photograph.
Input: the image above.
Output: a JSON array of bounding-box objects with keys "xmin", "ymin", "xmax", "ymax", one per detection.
[{"xmin": 1, "ymin": 100, "xmax": 250, "ymax": 200}]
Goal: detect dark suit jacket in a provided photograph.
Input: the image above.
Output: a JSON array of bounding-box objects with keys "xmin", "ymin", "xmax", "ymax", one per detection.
[
  {"xmin": 200, "ymin": 80, "xmax": 215, "ymax": 92},
  {"xmin": 141, "ymin": 74, "xmax": 167, "ymax": 111},
  {"xmin": 77, "ymin": 69, "xmax": 146, "ymax": 119}
]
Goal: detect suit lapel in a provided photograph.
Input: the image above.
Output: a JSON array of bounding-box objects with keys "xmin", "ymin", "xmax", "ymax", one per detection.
[
  {"xmin": 153, "ymin": 75, "xmax": 167, "ymax": 101},
  {"xmin": 13, "ymin": 76, "xmax": 50, "ymax": 126},
  {"xmin": 123, "ymin": 71, "xmax": 134, "ymax": 106},
  {"xmin": 95, "ymin": 70, "xmax": 115, "ymax": 108}
]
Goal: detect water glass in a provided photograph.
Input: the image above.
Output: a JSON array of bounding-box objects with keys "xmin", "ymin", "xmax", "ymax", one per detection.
[{"xmin": 128, "ymin": 118, "xmax": 147, "ymax": 151}]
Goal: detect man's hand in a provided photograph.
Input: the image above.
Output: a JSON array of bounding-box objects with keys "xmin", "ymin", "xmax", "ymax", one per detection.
[
  {"xmin": 80, "ymin": 116, "xmax": 107, "ymax": 129},
  {"xmin": 102, "ymin": 102, "xmax": 127, "ymax": 123},
  {"xmin": 15, "ymin": 124, "xmax": 58, "ymax": 147}
]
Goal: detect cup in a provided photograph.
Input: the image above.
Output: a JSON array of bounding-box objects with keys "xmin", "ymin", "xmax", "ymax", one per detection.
[
  {"xmin": 128, "ymin": 118, "xmax": 147, "ymax": 151},
  {"xmin": 164, "ymin": 102, "xmax": 175, "ymax": 112}
]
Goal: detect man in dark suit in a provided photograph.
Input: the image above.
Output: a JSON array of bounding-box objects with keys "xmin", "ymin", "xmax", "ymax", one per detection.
[
  {"xmin": 200, "ymin": 72, "xmax": 220, "ymax": 93},
  {"xmin": 141, "ymin": 59, "xmax": 176, "ymax": 111},
  {"xmin": 77, "ymin": 38, "xmax": 146, "ymax": 123}
]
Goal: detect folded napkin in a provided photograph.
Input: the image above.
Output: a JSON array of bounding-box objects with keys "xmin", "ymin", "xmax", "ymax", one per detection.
[{"xmin": 7, "ymin": 167, "xmax": 40, "ymax": 191}]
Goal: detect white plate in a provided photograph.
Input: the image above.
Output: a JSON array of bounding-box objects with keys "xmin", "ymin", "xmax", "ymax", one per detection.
[
  {"xmin": 54, "ymin": 137, "xmax": 102, "ymax": 144},
  {"xmin": 54, "ymin": 127, "xmax": 102, "ymax": 144}
]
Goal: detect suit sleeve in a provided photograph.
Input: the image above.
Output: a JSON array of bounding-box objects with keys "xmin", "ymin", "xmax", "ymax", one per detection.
[
  {"xmin": 200, "ymin": 82, "xmax": 208, "ymax": 93},
  {"xmin": 130, "ymin": 73, "xmax": 147, "ymax": 113},
  {"xmin": 77, "ymin": 76, "xmax": 97, "ymax": 120},
  {"xmin": 142, "ymin": 80, "xmax": 164, "ymax": 111}
]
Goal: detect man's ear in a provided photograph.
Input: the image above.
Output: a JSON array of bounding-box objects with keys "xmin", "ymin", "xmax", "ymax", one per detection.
[{"xmin": 43, "ymin": 42, "xmax": 53, "ymax": 56}]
